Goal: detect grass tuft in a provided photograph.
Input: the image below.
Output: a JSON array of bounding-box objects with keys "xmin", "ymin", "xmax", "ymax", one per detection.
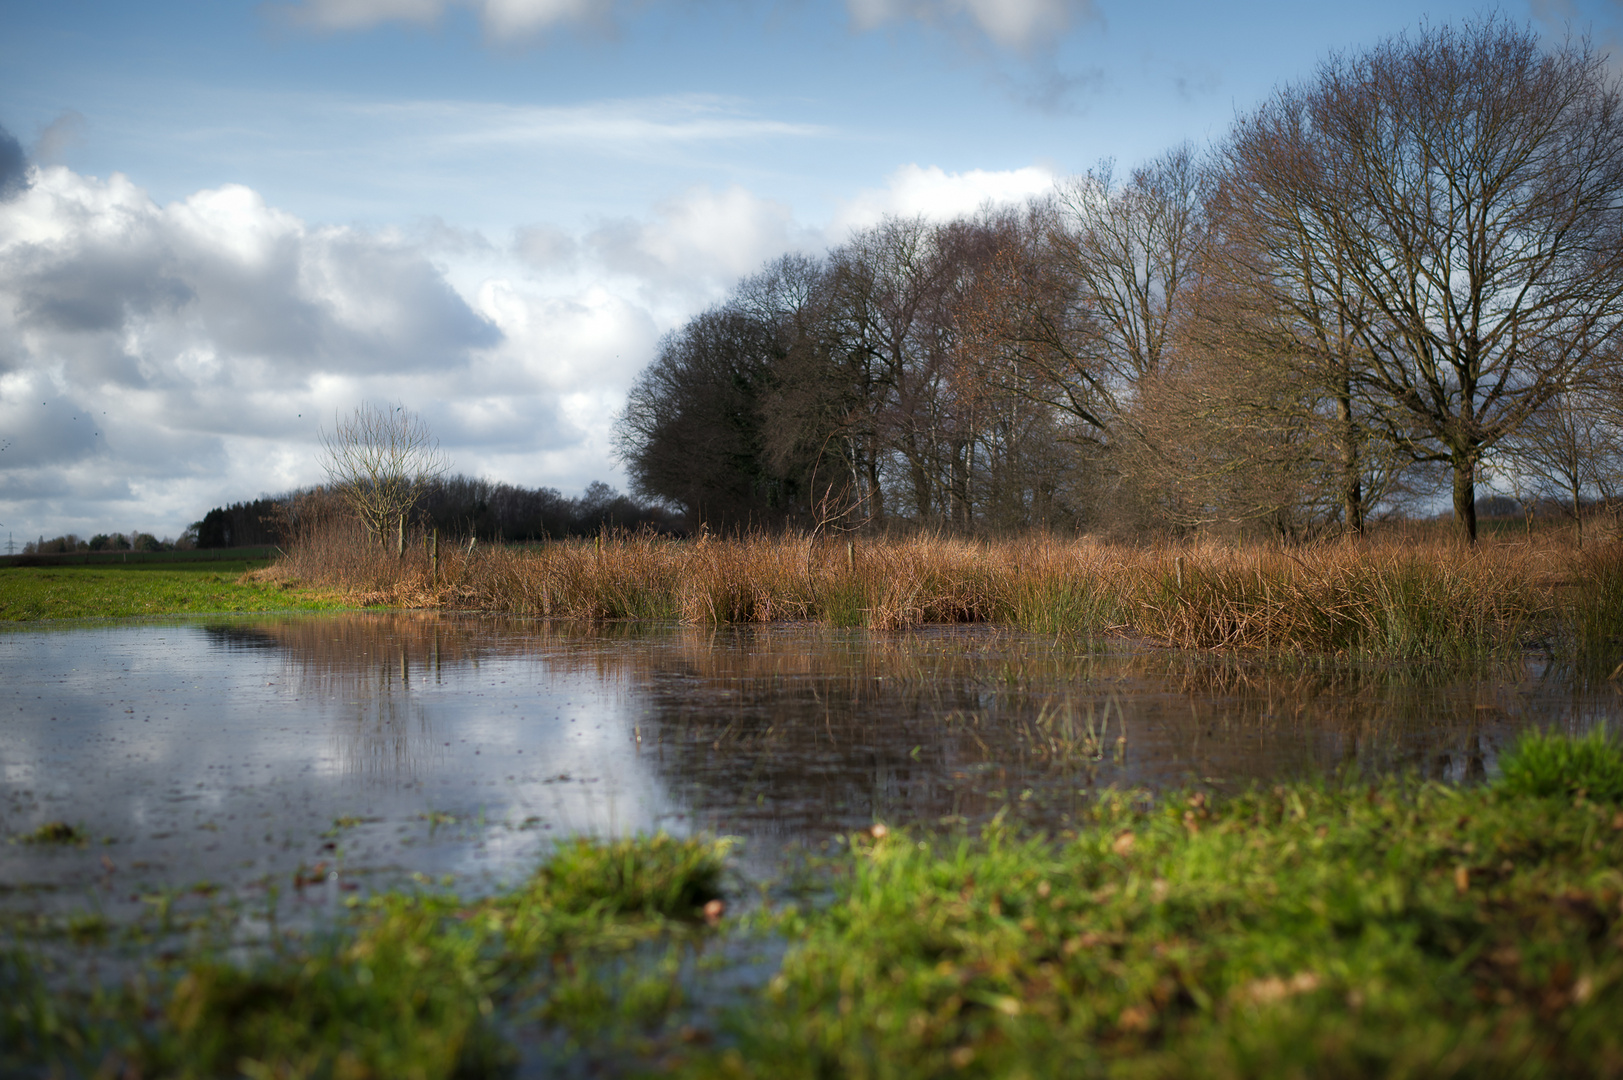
[
  {"xmin": 532, "ymin": 833, "xmax": 731, "ymax": 918},
  {"xmin": 1497, "ymin": 726, "xmax": 1623, "ymax": 802},
  {"xmin": 13, "ymin": 822, "xmax": 87, "ymax": 846},
  {"xmin": 1568, "ymin": 544, "xmax": 1623, "ymax": 671}
]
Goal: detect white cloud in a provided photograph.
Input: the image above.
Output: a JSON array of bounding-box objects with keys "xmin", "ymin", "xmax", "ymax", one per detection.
[
  {"xmin": 0, "ymin": 154, "xmax": 1063, "ymax": 541},
  {"xmin": 479, "ymin": 0, "xmax": 603, "ymax": 36},
  {"xmin": 281, "ymin": 0, "xmax": 616, "ymax": 37},
  {"xmin": 357, "ymin": 95, "xmax": 828, "ymax": 152},
  {"xmin": 282, "ymin": 0, "xmax": 481, "ymax": 31},
  {"xmin": 847, "ymin": 0, "xmax": 1092, "ymax": 49},
  {"xmin": 831, "ymin": 162, "xmax": 1055, "ymax": 236},
  {"xmin": 281, "ymin": 0, "xmax": 1091, "ymax": 49},
  {"xmin": 0, "ymin": 166, "xmax": 588, "ymax": 540},
  {"xmin": 581, "ymin": 184, "xmax": 815, "ymax": 308}
]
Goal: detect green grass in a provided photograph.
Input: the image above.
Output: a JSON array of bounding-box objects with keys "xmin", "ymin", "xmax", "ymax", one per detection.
[
  {"xmin": 3, "ymin": 834, "xmax": 733, "ymax": 1078},
  {"xmin": 678, "ymin": 734, "xmax": 1623, "ymax": 1079},
  {"xmin": 10, "ymin": 822, "xmax": 88, "ymax": 846},
  {"xmin": 1498, "ymin": 726, "xmax": 1623, "ymax": 802},
  {"xmin": 6, "ymin": 736, "xmax": 1623, "ymax": 1078},
  {"xmin": 0, "ymin": 565, "xmax": 352, "ymax": 620},
  {"xmin": 999, "ymin": 576, "xmax": 1120, "ymax": 637}
]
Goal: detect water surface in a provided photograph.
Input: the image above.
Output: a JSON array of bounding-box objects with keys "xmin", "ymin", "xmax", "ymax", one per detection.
[{"xmin": 3, "ymin": 613, "xmax": 1616, "ymax": 920}]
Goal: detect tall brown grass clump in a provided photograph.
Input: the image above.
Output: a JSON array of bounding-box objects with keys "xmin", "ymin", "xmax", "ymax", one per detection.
[
  {"xmin": 1129, "ymin": 538, "xmax": 1548, "ymax": 660},
  {"xmin": 265, "ymin": 522, "xmax": 1596, "ymax": 661},
  {"xmin": 1567, "ymin": 542, "xmax": 1623, "ymax": 670}
]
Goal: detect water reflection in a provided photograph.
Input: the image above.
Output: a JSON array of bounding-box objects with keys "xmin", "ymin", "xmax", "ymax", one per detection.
[
  {"xmin": 1, "ymin": 613, "xmax": 1617, "ymax": 914},
  {"xmin": 205, "ymin": 622, "xmax": 443, "ymax": 778},
  {"xmin": 192, "ymin": 614, "xmax": 1619, "ymax": 839},
  {"xmin": 610, "ymin": 625, "xmax": 1607, "ymax": 837}
]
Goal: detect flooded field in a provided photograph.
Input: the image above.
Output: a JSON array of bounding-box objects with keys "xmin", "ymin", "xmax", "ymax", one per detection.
[{"xmin": 3, "ymin": 612, "xmax": 1616, "ymax": 920}]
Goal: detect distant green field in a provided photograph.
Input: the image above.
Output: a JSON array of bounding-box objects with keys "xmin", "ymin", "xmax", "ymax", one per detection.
[{"xmin": 0, "ymin": 564, "xmax": 351, "ymax": 621}]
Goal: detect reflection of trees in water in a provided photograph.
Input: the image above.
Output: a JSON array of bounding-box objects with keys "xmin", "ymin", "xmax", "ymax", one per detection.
[
  {"xmin": 623, "ymin": 628, "xmax": 1604, "ymax": 836},
  {"xmin": 207, "ymin": 616, "xmax": 470, "ymax": 777},
  {"xmin": 198, "ymin": 616, "xmax": 1608, "ymax": 830},
  {"xmin": 203, "ymin": 615, "xmax": 674, "ymax": 779}
]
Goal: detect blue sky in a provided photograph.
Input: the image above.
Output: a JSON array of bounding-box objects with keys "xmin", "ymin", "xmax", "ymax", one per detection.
[{"xmin": 0, "ymin": 0, "xmax": 1614, "ymax": 542}]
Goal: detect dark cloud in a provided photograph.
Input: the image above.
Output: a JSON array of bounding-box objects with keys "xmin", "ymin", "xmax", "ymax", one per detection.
[
  {"xmin": 1015, "ymin": 67, "xmax": 1108, "ymax": 116},
  {"xmin": 5, "ymin": 187, "xmax": 499, "ymax": 385},
  {"xmin": 19, "ymin": 251, "xmax": 194, "ymax": 334},
  {"xmin": 0, "ymin": 395, "xmax": 110, "ymax": 473},
  {"xmin": 307, "ymin": 231, "xmax": 502, "ymax": 368},
  {"xmin": 0, "ymin": 123, "xmax": 28, "ymax": 200}
]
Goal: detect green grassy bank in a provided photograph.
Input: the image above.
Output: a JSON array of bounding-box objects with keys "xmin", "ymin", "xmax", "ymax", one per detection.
[
  {"xmin": 0, "ymin": 561, "xmax": 350, "ymax": 621},
  {"xmin": 5, "ymin": 730, "xmax": 1622, "ymax": 1078}
]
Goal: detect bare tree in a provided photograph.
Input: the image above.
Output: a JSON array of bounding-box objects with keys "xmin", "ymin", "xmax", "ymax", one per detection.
[
  {"xmin": 1050, "ymin": 144, "xmax": 1208, "ymax": 392},
  {"xmin": 957, "ymin": 204, "xmax": 1114, "ymax": 441},
  {"xmin": 1119, "ymin": 329, "xmax": 1352, "ymax": 540},
  {"xmin": 1499, "ymin": 381, "xmax": 1623, "ymax": 546},
  {"xmin": 319, "ymin": 402, "xmax": 448, "ymax": 555},
  {"xmin": 961, "ymin": 150, "xmax": 1207, "ymax": 451},
  {"xmin": 1222, "ymin": 19, "xmax": 1623, "ymax": 540}
]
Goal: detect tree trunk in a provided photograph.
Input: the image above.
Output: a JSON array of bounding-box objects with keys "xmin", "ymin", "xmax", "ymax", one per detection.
[
  {"xmin": 866, "ymin": 454, "xmax": 884, "ymax": 524},
  {"xmin": 1572, "ymin": 478, "xmax": 1584, "ymax": 549},
  {"xmin": 1337, "ymin": 388, "xmax": 1364, "ymax": 534},
  {"xmin": 1452, "ymin": 455, "xmax": 1478, "ymax": 543}
]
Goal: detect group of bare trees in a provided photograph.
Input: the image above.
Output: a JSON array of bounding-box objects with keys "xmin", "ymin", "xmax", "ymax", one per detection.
[{"xmin": 618, "ymin": 19, "xmax": 1623, "ymax": 542}]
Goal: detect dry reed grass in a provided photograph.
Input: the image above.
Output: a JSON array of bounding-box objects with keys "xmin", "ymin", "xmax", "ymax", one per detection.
[{"xmin": 261, "ymin": 520, "xmax": 1618, "ymax": 660}]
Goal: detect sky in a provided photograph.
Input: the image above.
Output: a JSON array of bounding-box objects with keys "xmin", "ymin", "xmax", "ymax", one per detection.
[{"xmin": 0, "ymin": 0, "xmax": 1617, "ymax": 544}]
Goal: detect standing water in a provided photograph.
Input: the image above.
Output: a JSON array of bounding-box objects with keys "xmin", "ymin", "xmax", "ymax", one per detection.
[{"xmin": 2, "ymin": 611, "xmax": 1614, "ymax": 921}]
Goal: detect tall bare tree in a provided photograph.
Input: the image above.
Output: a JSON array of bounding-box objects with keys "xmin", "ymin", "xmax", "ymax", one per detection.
[
  {"xmin": 319, "ymin": 402, "xmax": 448, "ymax": 555},
  {"xmin": 1222, "ymin": 19, "xmax": 1623, "ymax": 541}
]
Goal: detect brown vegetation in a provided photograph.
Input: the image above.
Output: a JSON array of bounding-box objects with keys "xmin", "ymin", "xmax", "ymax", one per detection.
[{"xmin": 261, "ymin": 523, "xmax": 1623, "ymax": 661}]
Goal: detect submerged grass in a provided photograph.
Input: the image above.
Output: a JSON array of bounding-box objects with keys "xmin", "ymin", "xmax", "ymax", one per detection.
[
  {"xmin": 0, "ymin": 564, "xmax": 351, "ymax": 621},
  {"xmin": 269, "ymin": 524, "xmax": 1621, "ymax": 663},
  {"xmin": 4, "ymin": 833, "xmax": 733, "ymax": 1078},
  {"xmin": 6, "ymin": 735, "xmax": 1622, "ymax": 1078}
]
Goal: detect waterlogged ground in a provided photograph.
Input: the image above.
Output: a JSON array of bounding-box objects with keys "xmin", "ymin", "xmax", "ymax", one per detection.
[{"xmin": 3, "ymin": 612, "xmax": 1617, "ymax": 922}]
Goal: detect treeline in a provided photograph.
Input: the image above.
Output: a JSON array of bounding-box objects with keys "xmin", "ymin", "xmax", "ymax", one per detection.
[
  {"xmin": 413, "ymin": 477, "xmax": 681, "ymax": 541},
  {"xmin": 23, "ymin": 532, "xmax": 177, "ymax": 555},
  {"xmin": 192, "ymin": 478, "xmax": 679, "ymax": 549},
  {"xmin": 617, "ymin": 20, "xmax": 1623, "ymax": 543}
]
